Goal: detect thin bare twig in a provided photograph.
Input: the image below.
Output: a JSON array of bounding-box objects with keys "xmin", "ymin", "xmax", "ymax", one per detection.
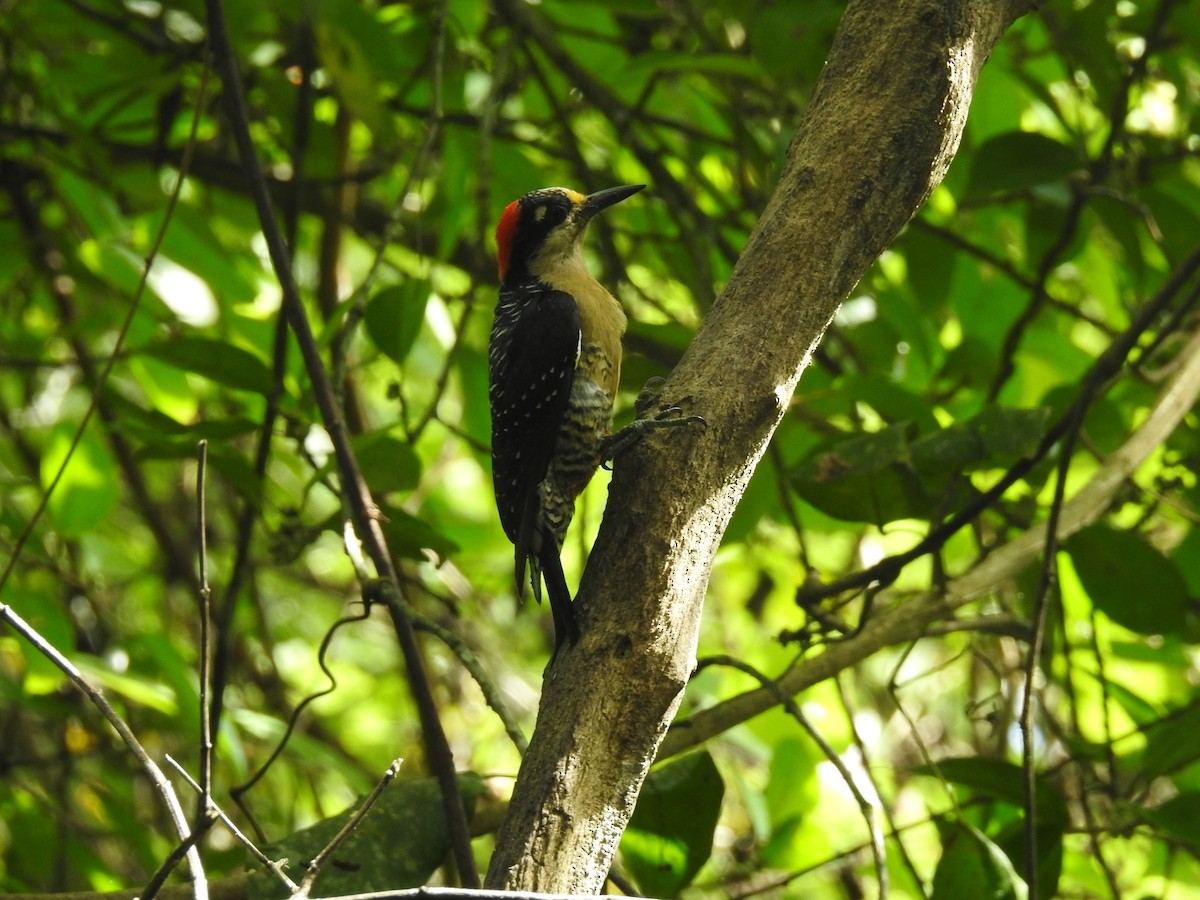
[
  {"xmin": 165, "ymin": 754, "xmax": 301, "ymax": 893},
  {"xmin": 196, "ymin": 440, "xmax": 215, "ymax": 819}
]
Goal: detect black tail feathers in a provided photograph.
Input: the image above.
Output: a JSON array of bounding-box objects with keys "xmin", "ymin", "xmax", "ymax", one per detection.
[
  {"xmin": 537, "ymin": 540, "xmax": 577, "ymax": 649},
  {"xmin": 513, "ymin": 518, "xmax": 578, "ymax": 650}
]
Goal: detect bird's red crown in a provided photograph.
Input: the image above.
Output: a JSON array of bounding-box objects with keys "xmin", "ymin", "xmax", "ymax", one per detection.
[{"xmin": 495, "ymin": 200, "xmax": 522, "ymax": 279}]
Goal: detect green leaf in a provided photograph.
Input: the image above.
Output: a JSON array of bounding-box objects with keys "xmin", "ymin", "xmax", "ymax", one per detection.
[
  {"xmin": 141, "ymin": 336, "xmax": 274, "ymax": 395},
  {"xmin": 620, "ymin": 51, "xmax": 764, "ymax": 82},
  {"xmin": 353, "ymin": 430, "xmax": 421, "ymax": 495},
  {"xmin": 73, "ymin": 658, "xmax": 179, "ymax": 715},
  {"xmin": 621, "ymin": 750, "xmax": 724, "ymax": 898},
  {"xmin": 931, "ymin": 820, "xmax": 1028, "ymax": 900},
  {"xmin": 965, "ymin": 132, "xmax": 1080, "ymax": 200},
  {"xmin": 841, "ymin": 374, "xmax": 941, "ymax": 434},
  {"xmin": 1139, "ymin": 703, "xmax": 1200, "ymax": 781},
  {"xmin": 792, "ymin": 422, "xmax": 930, "ymax": 524},
  {"xmin": 1093, "ymin": 674, "xmax": 1163, "ymax": 728},
  {"xmin": 761, "ymin": 737, "xmax": 820, "ymax": 868},
  {"xmin": 364, "ymin": 282, "xmax": 430, "ymax": 366},
  {"xmin": 313, "ymin": 0, "xmax": 399, "ymax": 143},
  {"xmin": 748, "ymin": 1, "xmax": 841, "ymax": 85},
  {"xmin": 41, "ymin": 428, "xmax": 118, "ymax": 537},
  {"xmin": 376, "ymin": 503, "xmax": 459, "ymax": 561},
  {"xmin": 913, "ymin": 758, "xmax": 1069, "ymax": 827},
  {"xmin": 1141, "ymin": 792, "xmax": 1200, "ymax": 851},
  {"xmin": 921, "ymin": 755, "xmax": 1068, "ymax": 899},
  {"xmin": 792, "ymin": 405, "xmax": 1048, "ymax": 524},
  {"xmin": 5, "ymin": 586, "xmax": 74, "ymax": 695},
  {"xmin": 910, "ymin": 405, "xmax": 1049, "ymax": 473},
  {"xmin": 1067, "ymin": 524, "xmax": 1191, "ymax": 636}
]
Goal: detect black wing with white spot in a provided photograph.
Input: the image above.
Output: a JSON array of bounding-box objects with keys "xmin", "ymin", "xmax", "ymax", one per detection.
[{"xmin": 488, "ymin": 282, "xmax": 581, "ymax": 553}]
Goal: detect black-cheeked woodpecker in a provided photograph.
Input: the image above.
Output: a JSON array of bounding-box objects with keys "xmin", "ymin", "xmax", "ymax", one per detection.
[{"xmin": 488, "ymin": 184, "xmax": 644, "ymax": 647}]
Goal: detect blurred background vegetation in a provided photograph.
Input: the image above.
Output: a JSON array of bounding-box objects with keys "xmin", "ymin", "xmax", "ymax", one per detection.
[{"xmin": 2, "ymin": 0, "xmax": 1200, "ymax": 897}]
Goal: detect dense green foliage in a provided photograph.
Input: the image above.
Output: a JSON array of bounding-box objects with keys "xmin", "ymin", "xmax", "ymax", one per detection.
[{"xmin": 2, "ymin": 0, "xmax": 1200, "ymax": 897}]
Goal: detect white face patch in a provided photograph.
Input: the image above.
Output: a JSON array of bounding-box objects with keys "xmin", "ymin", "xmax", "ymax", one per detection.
[{"xmin": 533, "ymin": 206, "xmax": 548, "ymax": 222}]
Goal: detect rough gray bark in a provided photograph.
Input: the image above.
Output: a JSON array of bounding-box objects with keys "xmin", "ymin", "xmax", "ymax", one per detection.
[{"xmin": 485, "ymin": 0, "xmax": 1044, "ymax": 892}]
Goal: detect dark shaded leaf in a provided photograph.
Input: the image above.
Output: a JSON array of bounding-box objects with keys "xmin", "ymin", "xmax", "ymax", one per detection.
[
  {"xmin": 621, "ymin": 750, "xmax": 724, "ymax": 898},
  {"xmin": 913, "ymin": 757, "xmax": 1068, "ymax": 827},
  {"xmin": 931, "ymin": 820, "xmax": 1027, "ymax": 900},
  {"xmin": 141, "ymin": 336, "xmax": 274, "ymax": 395},
  {"xmin": 377, "ymin": 503, "xmax": 459, "ymax": 561},
  {"xmin": 1139, "ymin": 703, "xmax": 1200, "ymax": 782},
  {"xmin": 792, "ymin": 422, "xmax": 928, "ymax": 524},
  {"xmin": 364, "ymin": 282, "xmax": 430, "ymax": 366},
  {"xmin": 910, "ymin": 405, "xmax": 1048, "ymax": 473},
  {"xmin": 965, "ymin": 132, "xmax": 1080, "ymax": 200},
  {"xmin": 1067, "ymin": 524, "xmax": 1190, "ymax": 636},
  {"xmin": 1141, "ymin": 792, "xmax": 1200, "ymax": 852},
  {"xmin": 793, "ymin": 406, "xmax": 1046, "ymax": 524},
  {"xmin": 917, "ymin": 758, "xmax": 1064, "ymax": 899},
  {"xmin": 252, "ymin": 775, "xmax": 483, "ymax": 898},
  {"xmin": 353, "ymin": 430, "xmax": 421, "ymax": 495}
]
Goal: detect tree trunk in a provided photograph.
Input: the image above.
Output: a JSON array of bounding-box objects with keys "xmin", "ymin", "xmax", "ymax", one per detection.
[{"xmin": 485, "ymin": 0, "xmax": 1045, "ymax": 892}]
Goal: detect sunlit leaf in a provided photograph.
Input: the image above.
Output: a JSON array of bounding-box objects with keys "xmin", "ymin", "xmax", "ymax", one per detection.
[{"xmin": 41, "ymin": 428, "xmax": 118, "ymax": 537}]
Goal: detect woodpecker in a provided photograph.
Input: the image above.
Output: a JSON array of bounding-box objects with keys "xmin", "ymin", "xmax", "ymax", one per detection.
[{"xmin": 488, "ymin": 184, "xmax": 644, "ymax": 647}]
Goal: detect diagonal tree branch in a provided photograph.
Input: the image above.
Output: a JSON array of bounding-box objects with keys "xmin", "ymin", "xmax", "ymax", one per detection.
[
  {"xmin": 663, "ymin": 314, "xmax": 1200, "ymax": 758},
  {"xmin": 486, "ymin": 0, "xmax": 1044, "ymax": 892}
]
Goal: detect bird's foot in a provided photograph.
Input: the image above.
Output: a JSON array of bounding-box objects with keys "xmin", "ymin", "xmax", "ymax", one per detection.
[{"xmin": 600, "ymin": 377, "xmax": 706, "ymax": 467}]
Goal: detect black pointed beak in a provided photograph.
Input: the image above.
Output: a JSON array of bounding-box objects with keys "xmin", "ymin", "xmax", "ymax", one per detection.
[{"xmin": 580, "ymin": 183, "xmax": 645, "ymax": 220}]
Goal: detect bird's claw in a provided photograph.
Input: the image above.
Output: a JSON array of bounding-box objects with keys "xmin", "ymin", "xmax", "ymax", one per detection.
[
  {"xmin": 634, "ymin": 376, "xmax": 668, "ymax": 419},
  {"xmin": 599, "ymin": 402, "xmax": 706, "ymax": 469}
]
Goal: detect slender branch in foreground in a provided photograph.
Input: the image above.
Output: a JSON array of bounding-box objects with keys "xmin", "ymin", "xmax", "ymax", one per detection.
[
  {"xmin": 201, "ymin": 0, "xmax": 478, "ymax": 884},
  {"xmin": 196, "ymin": 440, "xmax": 215, "ymax": 820},
  {"xmin": 166, "ymin": 755, "xmax": 300, "ymax": 894}
]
